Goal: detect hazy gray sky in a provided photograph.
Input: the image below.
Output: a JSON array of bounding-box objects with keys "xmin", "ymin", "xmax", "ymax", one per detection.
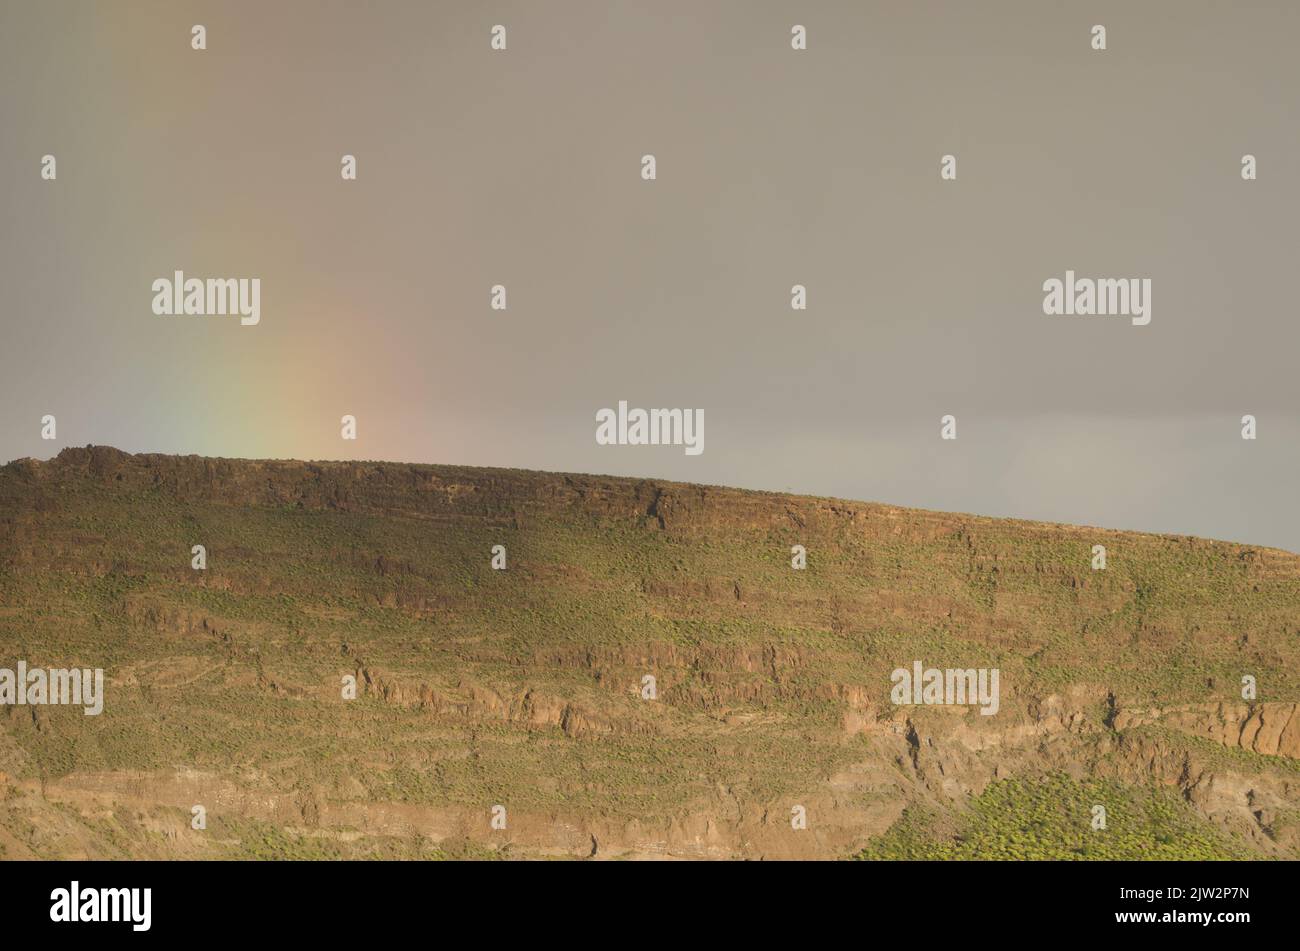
[{"xmin": 2, "ymin": 1, "xmax": 1298, "ymax": 551}]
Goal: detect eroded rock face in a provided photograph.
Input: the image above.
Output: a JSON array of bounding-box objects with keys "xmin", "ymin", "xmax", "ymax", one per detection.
[
  {"xmin": 1113, "ymin": 702, "xmax": 1300, "ymax": 758},
  {"xmin": 1, "ymin": 448, "xmax": 1298, "ymax": 859}
]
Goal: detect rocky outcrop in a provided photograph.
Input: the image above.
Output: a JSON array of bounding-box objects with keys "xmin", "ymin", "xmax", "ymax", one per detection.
[{"xmin": 1113, "ymin": 702, "xmax": 1300, "ymax": 759}]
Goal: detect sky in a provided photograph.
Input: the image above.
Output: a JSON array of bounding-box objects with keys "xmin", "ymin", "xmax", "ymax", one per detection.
[{"xmin": 2, "ymin": 1, "xmax": 1298, "ymax": 552}]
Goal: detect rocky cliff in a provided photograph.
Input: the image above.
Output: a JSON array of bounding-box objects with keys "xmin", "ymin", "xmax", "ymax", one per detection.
[{"xmin": 0, "ymin": 446, "xmax": 1297, "ymax": 859}]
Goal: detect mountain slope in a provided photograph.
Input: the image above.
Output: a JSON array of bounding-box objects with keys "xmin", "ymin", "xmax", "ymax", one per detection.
[{"xmin": 0, "ymin": 446, "xmax": 1297, "ymax": 859}]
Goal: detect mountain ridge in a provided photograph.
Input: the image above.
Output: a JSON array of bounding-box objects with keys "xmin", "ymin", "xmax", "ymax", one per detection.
[
  {"xmin": 1, "ymin": 445, "xmax": 1297, "ymax": 859},
  {"xmin": 8, "ymin": 445, "xmax": 1297, "ymax": 559}
]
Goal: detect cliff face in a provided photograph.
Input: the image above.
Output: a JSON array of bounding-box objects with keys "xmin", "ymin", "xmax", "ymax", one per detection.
[{"xmin": 1, "ymin": 446, "xmax": 1298, "ymax": 859}]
